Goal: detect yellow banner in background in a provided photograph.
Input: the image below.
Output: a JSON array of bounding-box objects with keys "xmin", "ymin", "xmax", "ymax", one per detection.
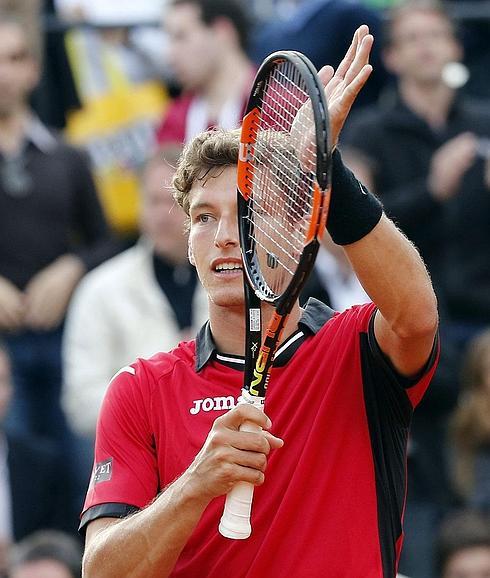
[{"xmin": 64, "ymin": 29, "xmax": 169, "ymax": 236}]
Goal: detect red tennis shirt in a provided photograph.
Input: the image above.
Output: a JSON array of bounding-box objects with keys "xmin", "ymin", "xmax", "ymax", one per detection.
[{"xmin": 80, "ymin": 299, "xmax": 439, "ymax": 577}]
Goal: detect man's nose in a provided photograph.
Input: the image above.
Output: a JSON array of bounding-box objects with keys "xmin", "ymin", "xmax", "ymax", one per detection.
[{"xmin": 214, "ymin": 216, "xmax": 238, "ymax": 247}]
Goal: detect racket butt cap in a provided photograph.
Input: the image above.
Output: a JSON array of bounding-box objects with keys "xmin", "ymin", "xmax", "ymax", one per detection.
[{"xmin": 218, "ymin": 520, "xmax": 252, "ymax": 540}]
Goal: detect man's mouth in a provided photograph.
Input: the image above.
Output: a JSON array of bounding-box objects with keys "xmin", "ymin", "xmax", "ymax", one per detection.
[{"xmin": 214, "ymin": 262, "xmax": 243, "ymax": 274}]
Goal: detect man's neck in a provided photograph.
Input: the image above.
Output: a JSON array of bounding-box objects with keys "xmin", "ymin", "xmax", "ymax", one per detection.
[
  {"xmin": 398, "ymin": 78, "xmax": 455, "ymax": 130},
  {"xmin": 209, "ymin": 300, "xmax": 302, "ymax": 356},
  {"xmin": 202, "ymin": 51, "xmax": 254, "ymax": 120},
  {"xmin": 0, "ymin": 108, "xmax": 29, "ymax": 155}
]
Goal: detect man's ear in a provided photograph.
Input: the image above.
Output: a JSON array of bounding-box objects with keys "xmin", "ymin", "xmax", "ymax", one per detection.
[{"xmin": 188, "ymin": 243, "xmax": 196, "ymax": 266}]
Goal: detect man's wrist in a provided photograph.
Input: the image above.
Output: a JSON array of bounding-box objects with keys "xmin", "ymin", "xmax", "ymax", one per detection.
[{"xmin": 326, "ymin": 149, "xmax": 383, "ymax": 245}]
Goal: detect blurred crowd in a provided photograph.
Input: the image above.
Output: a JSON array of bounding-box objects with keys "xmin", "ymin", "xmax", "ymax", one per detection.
[{"xmin": 0, "ymin": 0, "xmax": 489, "ymax": 577}]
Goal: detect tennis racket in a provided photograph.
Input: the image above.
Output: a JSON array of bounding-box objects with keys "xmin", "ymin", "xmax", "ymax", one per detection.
[{"xmin": 218, "ymin": 50, "xmax": 332, "ymax": 540}]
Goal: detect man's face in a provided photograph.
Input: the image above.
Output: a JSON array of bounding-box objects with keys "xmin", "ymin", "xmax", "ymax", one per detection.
[
  {"xmin": 0, "ymin": 22, "xmax": 38, "ymax": 117},
  {"xmin": 164, "ymin": 3, "xmax": 221, "ymax": 91},
  {"xmin": 444, "ymin": 546, "xmax": 490, "ymax": 578},
  {"xmin": 188, "ymin": 165, "xmax": 244, "ymax": 308},
  {"xmin": 140, "ymin": 161, "xmax": 188, "ymax": 262},
  {"xmin": 384, "ymin": 9, "xmax": 461, "ymax": 86}
]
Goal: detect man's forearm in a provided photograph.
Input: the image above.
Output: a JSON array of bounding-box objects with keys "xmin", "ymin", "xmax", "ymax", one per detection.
[
  {"xmin": 343, "ymin": 213, "xmax": 438, "ymax": 380},
  {"xmin": 83, "ymin": 472, "xmax": 210, "ymax": 578},
  {"xmin": 343, "ymin": 214, "xmax": 437, "ymax": 333}
]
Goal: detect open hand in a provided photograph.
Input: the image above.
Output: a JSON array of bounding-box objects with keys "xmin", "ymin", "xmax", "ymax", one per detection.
[
  {"xmin": 319, "ymin": 25, "xmax": 374, "ymax": 148},
  {"xmin": 428, "ymin": 132, "xmax": 478, "ymax": 201}
]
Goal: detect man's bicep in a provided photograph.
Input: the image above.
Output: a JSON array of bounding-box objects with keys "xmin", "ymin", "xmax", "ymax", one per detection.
[{"xmin": 374, "ymin": 309, "xmax": 437, "ymax": 377}]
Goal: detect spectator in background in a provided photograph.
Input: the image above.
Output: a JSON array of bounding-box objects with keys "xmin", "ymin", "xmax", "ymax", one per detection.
[
  {"xmin": 341, "ymin": 0, "xmax": 490, "ymax": 348},
  {"xmin": 62, "ymin": 145, "xmax": 208, "ymax": 440},
  {"xmin": 250, "ymin": 0, "xmax": 388, "ymax": 109},
  {"xmin": 9, "ymin": 530, "xmax": 82, "ymax": 578},
  {"xmin": 0, "ymin": 343, "xmax": 77, "ymax": 566},
  {"xmin": 451, "ymin": 329, "xmax": 490, "ymax": 513},
  {"xmin": 0, "ymin": 9, "xmax": 115, "ymax": 478},
  {"xmin": 435, "ymin": 510, "xmax": 490, "ymax": 578},
  {"xmin": 156, "ymin": 0, "xmax": 256, "ymax": 145}
]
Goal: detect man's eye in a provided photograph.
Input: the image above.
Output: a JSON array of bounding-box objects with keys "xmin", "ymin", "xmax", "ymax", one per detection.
[{"xmin": 198, "ymin": 214, "xmax": 210, "ymax": 223}]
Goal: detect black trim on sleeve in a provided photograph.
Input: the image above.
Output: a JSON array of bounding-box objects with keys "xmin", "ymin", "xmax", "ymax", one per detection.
[{"xmin": 79, "ymin": 503, "xmax": 140, "ymax": 535}]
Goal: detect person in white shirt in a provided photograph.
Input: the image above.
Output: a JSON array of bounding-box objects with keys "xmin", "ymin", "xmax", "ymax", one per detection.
[{"xmin": 62, "ymin": 145, "xmax": 208, "ymax": 438}]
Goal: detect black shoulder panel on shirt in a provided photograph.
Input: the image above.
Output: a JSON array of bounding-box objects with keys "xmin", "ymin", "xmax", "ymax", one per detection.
[
  {"xmin": 360, "ymin": 327, "xmax": 413, "ymax": 578},
  {"xmin": 79, "ymin": 503, "xmax": 140, "ymax": 536}
]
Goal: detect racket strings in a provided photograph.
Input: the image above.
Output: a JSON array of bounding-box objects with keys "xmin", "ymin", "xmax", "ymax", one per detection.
[{"xmin": 248, "ymin": 59, "xmax": 318, "ymax": 297}]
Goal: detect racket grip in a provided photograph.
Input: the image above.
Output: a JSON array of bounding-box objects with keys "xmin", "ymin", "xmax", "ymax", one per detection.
[{"xmin": 219, "ymin": 420, "xmax": 262, "ymax": 540}]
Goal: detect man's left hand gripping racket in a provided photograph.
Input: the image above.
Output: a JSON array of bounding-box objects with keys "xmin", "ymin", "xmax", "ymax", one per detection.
[{"xmin": 219, "ymin": 50, "xmax": 332, "ymax": 539}]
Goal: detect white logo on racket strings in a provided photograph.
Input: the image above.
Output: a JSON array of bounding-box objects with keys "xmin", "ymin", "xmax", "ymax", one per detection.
[
  {"xmin": 267, "ymin": 252, "xmax": 278, "ymax": 268},
  {"xmin": 190, "ymin": 395, "xmax": 242, "ymax": 415}
]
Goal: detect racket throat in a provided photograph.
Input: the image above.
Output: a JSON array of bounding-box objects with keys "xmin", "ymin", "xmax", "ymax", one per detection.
[{"xmin": 247, "ymin": 311, "xmax": 289, "ymax": 398}]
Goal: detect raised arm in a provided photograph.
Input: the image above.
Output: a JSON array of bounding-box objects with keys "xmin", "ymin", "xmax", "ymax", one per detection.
[
  {"xmin": 320, "ymin": 25, "xmax": 438, "ymax": 375},
  {"xmin": 343, "ymin": 215, "xmax": 438, "ymax": 375}
]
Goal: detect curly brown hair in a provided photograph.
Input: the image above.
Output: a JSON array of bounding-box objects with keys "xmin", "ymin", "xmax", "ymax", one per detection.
[{"xmin": 172, "ymin": 129, "xmax": 240, "ymax": 216}]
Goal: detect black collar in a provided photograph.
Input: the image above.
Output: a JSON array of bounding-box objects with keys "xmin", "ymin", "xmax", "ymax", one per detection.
[{"xmin": 195, "ymin": 298, "xmax": 335, "ymax": 372}]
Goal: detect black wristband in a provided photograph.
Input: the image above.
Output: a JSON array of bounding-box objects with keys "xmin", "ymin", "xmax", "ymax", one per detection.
[{"xmin": 326, "ymin": 148, "xmax": 383, "ymax": 245}]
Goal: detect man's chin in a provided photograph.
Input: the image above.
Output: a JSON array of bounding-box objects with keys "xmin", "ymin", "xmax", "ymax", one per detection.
[{"xmin": 209, "ymin": 290, "xmax": 245, "ymax": 309}]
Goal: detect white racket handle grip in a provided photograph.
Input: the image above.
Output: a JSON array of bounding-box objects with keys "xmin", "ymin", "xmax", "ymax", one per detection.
[{"xmin": 219, "ymin": 420, "xmax": 262, "ymax": 539}]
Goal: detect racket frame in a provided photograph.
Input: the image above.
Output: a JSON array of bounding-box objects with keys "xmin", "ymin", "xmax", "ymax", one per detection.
[{"xmin": 219, "ymin": 50, "xmax": 331, "ymax": 540}]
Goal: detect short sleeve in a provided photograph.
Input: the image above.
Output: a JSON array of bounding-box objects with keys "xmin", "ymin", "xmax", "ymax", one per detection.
[
  {"xmin": 80, "ymin": 362, "xmax": 159, "ymax": 530},
  {"xmin": 366, "ymin": 311, "xmax": 439, "ymax": 408}
]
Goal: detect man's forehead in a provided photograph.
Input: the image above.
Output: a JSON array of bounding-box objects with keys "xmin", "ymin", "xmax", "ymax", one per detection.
[
  {"xmin": 189, "ymin": 166, "xmax": 237, "ymax": 202},
  {"xmin": 392, "ymin": 9, "xmax": 452, "ymax": 34}
]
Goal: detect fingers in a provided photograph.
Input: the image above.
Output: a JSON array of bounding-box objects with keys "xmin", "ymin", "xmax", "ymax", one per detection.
[
  {"xmin": 323, "ymin": 26, "xmax": 373, "ymax": 106},
  {"xmin": 429, "ymin": 133, "xmax": 478, "ymax": 200},
  {"xmin": 336, "ymin": 25, "xmax": 371, "ymax": 81},
  {"xmin": 343, "ymin": 64, "xmax": 373, "ymax": 106},
  {"xmin": 343, "ymin": 33, "xmax": 374, "ymax": 86},
  {"xmin": 216, "ymin": 427, "xmax": 284, "ymax": 454},
  {"xmin": 217, "ymin": 402, "xmax": 272, "ymax": 431},
  {"xmin": 213, "ymin": 404, "xmax": 284, "ymax": 453},
  {"xmin": 318, "ymin": 65, "xmax": 334, "ymax": 87},
  {"xmin": 212, "ymin": 404, "xmax": 284, "ymax": 477}
]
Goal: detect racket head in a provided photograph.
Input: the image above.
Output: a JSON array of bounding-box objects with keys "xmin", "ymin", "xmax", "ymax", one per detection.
[{"xmin": 238, "ymin": 50, "xmax": 331, "ymax": 308}]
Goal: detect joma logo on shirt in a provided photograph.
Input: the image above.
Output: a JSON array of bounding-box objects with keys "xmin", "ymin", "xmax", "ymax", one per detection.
[{"xmin": 190, "ymin": 395, "xmax": 240, "ymax": 415}]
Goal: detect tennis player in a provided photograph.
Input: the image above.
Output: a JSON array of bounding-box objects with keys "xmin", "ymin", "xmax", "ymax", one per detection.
[{"xmin": 81, "ymin": 26, "xmax": 439, "ymax": 578}]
